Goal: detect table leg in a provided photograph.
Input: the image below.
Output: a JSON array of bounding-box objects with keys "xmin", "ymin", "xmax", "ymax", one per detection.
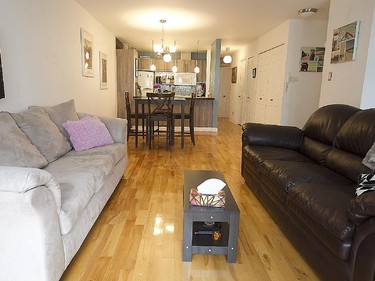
[
  {"xmin": 181, "ymin": 102, "xmax": 185, "ymax": 149},
  {"xmin": 183, "ymin": 211, "xmax": 193, "ymax": 261},
  {"xmin": 227, "ymin": 213, "xmax": 239, "ymax": 263}
]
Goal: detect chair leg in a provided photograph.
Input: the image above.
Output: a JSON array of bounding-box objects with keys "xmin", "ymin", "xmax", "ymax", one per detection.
[{"xmin": 190, "ymin": 118, "xmax": 195, "ymax": 145}]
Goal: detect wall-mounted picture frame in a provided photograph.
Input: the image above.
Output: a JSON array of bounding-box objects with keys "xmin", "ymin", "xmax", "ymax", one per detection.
[
  {"xmin": 99, "ymin": 51, "xmax": 108, "ymax": 89},
  {"xmin": 80, "ymin": 28, "xmax": 94, "ymax": 77},
  {"xmin": 300, "ymin": 47, "xmax": 325, "ymax": 72},
  {"xmin": 231, "ymin": 66, "xmax": 237, "ymax": 83},
  {"xmin": 0, "ymin": 49, "xmax": 5, "ymax": 99},
  {"xmin": 331, "ymin": 21, "xmax": 360, "ymax": 64}
]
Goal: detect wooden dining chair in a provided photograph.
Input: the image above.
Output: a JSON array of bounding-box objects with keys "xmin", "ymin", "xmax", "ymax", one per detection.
[
  {"xmin": 146, "ymin": 92, "xmax": 175, "ymax": 149},
  {"xmin": 172, "ymin": 92, "xmax": 196, "ymax": 145},
  {"xmin": 125, "ymin": 91, "xmax": 145, "ymax": 141}
]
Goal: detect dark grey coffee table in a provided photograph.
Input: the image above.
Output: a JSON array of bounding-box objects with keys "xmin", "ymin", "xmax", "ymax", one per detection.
[{"xmin": 182, "ymin": 170, "xmax": 240, "ymax": 263}]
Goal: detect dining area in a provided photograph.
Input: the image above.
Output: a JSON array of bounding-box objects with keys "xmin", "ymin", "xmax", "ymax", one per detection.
[{"xmin": 125, "ymin": 91, "xmax": 196, "ymax": 149}]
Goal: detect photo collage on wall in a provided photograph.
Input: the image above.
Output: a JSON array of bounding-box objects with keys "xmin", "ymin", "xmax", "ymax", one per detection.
[
  {"xmin": 300, "ymin": 47, "xmax": 325, "ymax": 72},
  {"xmin": 331, "ymin": 21, "xmax": 360, "ymax": 64}
]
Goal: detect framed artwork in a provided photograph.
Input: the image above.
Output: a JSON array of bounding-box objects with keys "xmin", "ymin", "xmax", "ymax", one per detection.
[
  {"xmin": 331, "ymin": 21, "xmax": 360, "ymax": 64},
  {"xmin": 80, "ymin": 28, "xmax": 94, "ymax": 77},
  {"xmin": 300, "ymin": 47, "xmax": 325, "ymax": 72},
  {"xmin": 99, "ymin": 51, "xmax": 108, "ymax": 89},
  {"xmin": 0, "ymin": 49, "xmax": 4, "ymax": 99},
  {"xmin": 231, "ymin": 67, "xmax": 237, "ymax": 83}
]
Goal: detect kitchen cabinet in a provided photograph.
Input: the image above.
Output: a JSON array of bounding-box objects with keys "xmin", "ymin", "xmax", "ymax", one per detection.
[
  {"xmin": 117, "ymin": 48, "xmax": 138, "ymax": 118},
  {"xmin": 138, "ymin": 58, "xmax": 152, "ymax": 70}
]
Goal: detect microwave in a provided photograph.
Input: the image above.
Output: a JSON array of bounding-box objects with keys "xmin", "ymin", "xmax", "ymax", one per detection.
[{"xmin": 174, "ymin": 73, "xmax": 197, "ymax": 86}]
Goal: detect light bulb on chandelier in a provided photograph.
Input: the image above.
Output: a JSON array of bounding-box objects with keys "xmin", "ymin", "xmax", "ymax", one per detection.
[{"xmin": 223, "ymin": 47, "xmax": 232, "ymax": 64}]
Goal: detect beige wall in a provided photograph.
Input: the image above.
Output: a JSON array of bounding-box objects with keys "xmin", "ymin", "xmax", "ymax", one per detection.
[{"xmin": 0, "ymin": 0, "xmax": 117, "ymax": 116}]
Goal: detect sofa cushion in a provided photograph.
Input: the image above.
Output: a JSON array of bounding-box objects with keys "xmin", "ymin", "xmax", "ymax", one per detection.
[
  {"xmin": 65, "ymin": 142, "xmax": 125, "ymax": 166},
  {"xmin": 325, "ymin": 147, "xmax": 371, "ymax": 183},
  {"xmin": 348, "ymin": 190, "xmax": 375, "ymax": 224},
  {"xmin": 243, "ymin": 145, "xmax": 312, "ymax": 166},
  {"xmin": 300, "ymin": 137, "xmax": 333, "ymax": 165},
  {"xmin": 302, "ymin": 104, "xmax": 359, "ymax": 145},
  {"xmin": 0, "ymin": 112, "xmax": 48, "ymax": 168},
  {"xmin": 260, "ymin": 159, "xmax": 353, "ymax": 190},
  {"xmin": 356, "ymin": 172, "xmax": 375, "ymax": 196},
  {"xmin": 62, "ymin": 116, "xmax": 114, "ymax": 152},
  {"xmin": 288, "ymin": 183, "xmax": 356, "ymax": 260},
  {"xmin": 30, "ymin": 99, "xmax": 79, "ymax": 141},
  {"xmin": 44, "ymin": 154, "xmax": 114, "ymax": 235},
  {"xmin": 335, "ymin": 109, "xmax": 375, "ymax": 157},
  {"xmin": 11, "ymin": 108, "xmax": 71, "ymax": 163}
]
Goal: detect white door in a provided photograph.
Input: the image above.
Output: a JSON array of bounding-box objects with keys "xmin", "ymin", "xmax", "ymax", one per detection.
[
  {"xmin": 255, "ymin": 44, "xmax": 286, "ymax": 125},
  {"xmin": 243, "ymin": 56, "xmax": 256, "ymax": 123},
  {"xmin": 235, "ymin": 59, "xmax": 246, "ymax": 125},
  {"xmin": 218, "ymin": 67, "xmax": 231, "ymax": 118}
]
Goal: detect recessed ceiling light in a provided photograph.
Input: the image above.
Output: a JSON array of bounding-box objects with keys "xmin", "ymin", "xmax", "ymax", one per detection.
[{"xmin": 298, "ymin": 8, "xmax": 318, "ymax": 17}]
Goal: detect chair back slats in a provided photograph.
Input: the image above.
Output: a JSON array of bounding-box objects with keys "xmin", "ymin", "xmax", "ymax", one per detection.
[{"xmin": 146, "ymin": 92, "xmax": 175, "ymax": 117}]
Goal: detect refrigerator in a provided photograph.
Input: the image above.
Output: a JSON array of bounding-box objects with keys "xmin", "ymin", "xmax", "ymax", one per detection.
[{"xmin": 137, "ymin": 71, "xmax": 154, "ymax": 96}]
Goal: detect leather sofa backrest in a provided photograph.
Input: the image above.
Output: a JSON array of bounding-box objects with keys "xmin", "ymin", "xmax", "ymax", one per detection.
[
  {"xmin": 300, "ymin": 104, "xmax": 360, "ymax": 164},
  {"xmin": 325, "ymin": 109, "xmax": 375, "ymax": 182}
]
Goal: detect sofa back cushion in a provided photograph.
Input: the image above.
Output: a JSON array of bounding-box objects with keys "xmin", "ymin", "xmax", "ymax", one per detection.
[
  {"xmin": 11, "ymin": 108, "xmax": 71, "ymax": 163},
  {"xmin": 300, "ymin": 104, "xmax": 360, "ymax": 164},
  {"xmin": 325, "ymin": 109, "xmax": 375, "ymax": 182},
  {"xmin": 0, "ymin": 112, "xmax": 48, "ymax": 168}
]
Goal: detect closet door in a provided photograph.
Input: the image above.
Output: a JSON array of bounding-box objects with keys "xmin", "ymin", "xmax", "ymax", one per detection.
[{"xmin": 255, "ymin": 44, "xmax": 286, "ymax": 125}]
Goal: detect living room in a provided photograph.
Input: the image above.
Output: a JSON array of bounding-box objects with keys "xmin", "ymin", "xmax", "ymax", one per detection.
[{"xmin": 1, "ymin": 0, "xmax": 375, "ymax": 281}]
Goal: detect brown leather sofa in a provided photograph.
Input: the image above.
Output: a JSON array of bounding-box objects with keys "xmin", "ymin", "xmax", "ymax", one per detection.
[{"xmin": 241, "ymin": 104, "xmax": 375, "ymax": 281}]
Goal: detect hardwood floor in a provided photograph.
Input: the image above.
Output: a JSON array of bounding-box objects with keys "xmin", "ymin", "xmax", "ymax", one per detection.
[{"xmin": 61, "ymin": 118, "xmax": 319, "ymax": 281}]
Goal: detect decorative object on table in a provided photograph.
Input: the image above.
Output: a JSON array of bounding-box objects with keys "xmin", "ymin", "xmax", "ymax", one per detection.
[
  {"xmin": 212, "ymin": 230, "xmax": 222, "ymax": 241},
  {"xmin": 300, "ymin": 47, "xmax": 325, "ymax": 72},
  {"xmin": 189, "ymin": 178, "xmax": 226, "ymax": 207},
  {"xmin": 153, "ymin": 83, "xmax": 161, "ymax": 93},
  {"xmin": 331, "ymin": 21, "xmax": 361, "ymax": 64},
  {"xmin": 80, "ymin": 28, "xmax": 94, "ymax": 77},
  {"xmin": 99, "ymin": 51, "xmax": 108, "ymax": 89},
  {"xmin": 0, "ymin": 49, "xmax": 4, "ymax": 99}
]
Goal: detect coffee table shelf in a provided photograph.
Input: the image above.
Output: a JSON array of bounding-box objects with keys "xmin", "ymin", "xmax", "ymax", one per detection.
[{"xmin": 182, "ymin": 170, "xmax": 240, "ymax": 263}]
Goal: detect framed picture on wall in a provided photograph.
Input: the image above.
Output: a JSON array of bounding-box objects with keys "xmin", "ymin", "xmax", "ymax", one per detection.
[
  {"xmin": 80, "ymin": 28, "xmax": 94, "ymax": 77},
  {"xmin": 330, "ymin": 21, "xmax": 360, "ymax": 64},
  {"xmin": 232, "ymin": 67, "xmax": 237, "ymax": 83},
  {"xmin": 99, "ymin": 51, "xmax": 108, "ymax": 89}
]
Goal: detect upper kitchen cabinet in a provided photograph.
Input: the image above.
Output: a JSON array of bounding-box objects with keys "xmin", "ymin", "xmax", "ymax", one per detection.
[
  {"xmin": 138, "ymin": 58, "xmax": 152, "ymax": 70},
  {"xmin": 117, "ymin": 48, "xmax": 138, "ymax": 118}
]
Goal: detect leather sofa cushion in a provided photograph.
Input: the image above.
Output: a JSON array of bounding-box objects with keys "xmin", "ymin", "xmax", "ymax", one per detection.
[
  {"xmin": 288, "ymin": 183, "xmax": 356, "ymax": 260},
  {"xmin": 325, "ymin": 147, "xmax": 371, "ymax": 183},
  {"xmin": 335, "ymin": 108, "xmax": 375, "ymax": 157},
  {"xmin": 302, "ymin": 104, "xmax": 359, "ymax": 145},
  {"xmin": 300, "ymin": 137, "xmax": 333, "ymax": 165},
  {"xmin": 243, "ymin": 145, "xmax": 312, "ymax": 166},
  {"xmin": 348, "ymin": 191, "xmax": 375, "ymax": 224},
  {"xmin": 260, "ymin": 159, "xmax": 353, "ymax": 190}
]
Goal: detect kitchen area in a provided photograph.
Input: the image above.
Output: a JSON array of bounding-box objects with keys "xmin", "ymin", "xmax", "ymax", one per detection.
[{"xmin": 116, "ymin": 47, "xmax": 215, "ymax": 129}]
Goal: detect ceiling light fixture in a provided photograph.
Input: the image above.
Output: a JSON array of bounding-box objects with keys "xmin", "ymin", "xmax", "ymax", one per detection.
[
  {"xmin": 223, "ymin": 47, "xmax": 232, "ymax": 64},
  {"xmin": 298, "ymin": 7, "xmax": 318, "ymax": 17},
  {"xmin": 194, "ymin": 40, "xmax": 200, "ymax": 74},
  {"xmin": 150, "ymin": 40, "xmax": 156, "ymax": 71},
  {"xmin": 154, "ymin": 19, "xmax": 176, "ymax": 63}
]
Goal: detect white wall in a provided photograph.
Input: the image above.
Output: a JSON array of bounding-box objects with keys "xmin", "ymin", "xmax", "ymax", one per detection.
[
  {"xmin": 319, "ymin": 0, "xmax": 375, "ymax": 108},
  {"xmin": 282, "ymin": 20, "xmax": 328, "ymax": 128},
  {"xmin": 0, "ymin": 0, "xmax": 117, "ymax": 116},
  {"xmin": 230, "ymin": 19, "xmax": 327, "ymax": 128}
]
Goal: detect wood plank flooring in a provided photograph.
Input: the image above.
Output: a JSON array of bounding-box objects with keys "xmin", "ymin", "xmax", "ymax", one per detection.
[{"xmin": 61, "ymin": 118, "xmax": 319, "ymax": 281}]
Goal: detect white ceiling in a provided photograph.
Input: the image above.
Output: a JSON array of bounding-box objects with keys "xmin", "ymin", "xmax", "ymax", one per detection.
[{"xmin": 75, "ymin": 0, "xmax": 330, "ymax": 54}]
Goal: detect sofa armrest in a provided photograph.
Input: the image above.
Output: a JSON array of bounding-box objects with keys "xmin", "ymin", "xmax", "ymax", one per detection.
[
  {"xmin": 0, "ymin": 166, "xmax": 61, "ymax": 211},
  {"xmin": 78, "ymin": 113, "xmax": 127, "ymax": 144},
  {"xmin": 242, "ymin": 123, "xmax": 303, "ymax": 150},
  {"xmin": 348, "ymin": 192, "xmax": 375, "ymax": 224}
]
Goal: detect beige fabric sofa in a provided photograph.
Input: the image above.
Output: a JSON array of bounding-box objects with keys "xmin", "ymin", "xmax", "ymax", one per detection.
[{"xmin": 0, "ymin": 100, "xmax": 127, "ymax": 281}]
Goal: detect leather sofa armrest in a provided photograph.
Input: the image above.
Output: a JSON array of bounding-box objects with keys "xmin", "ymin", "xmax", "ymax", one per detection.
[
  {"xmin": 348, "ymin": 192, "xmax": 375, "ymax": 224},
  {"xmin": 242, "ymin": 123, "xmax": 303, "ymax": 150}
]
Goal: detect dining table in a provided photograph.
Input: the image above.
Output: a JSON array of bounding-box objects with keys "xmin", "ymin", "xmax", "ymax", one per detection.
[{"xmin": 133, "ymin": 96, "xmax": 187, "ymax": 148}]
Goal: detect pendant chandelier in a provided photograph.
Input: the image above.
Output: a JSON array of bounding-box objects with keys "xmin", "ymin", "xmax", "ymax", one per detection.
[
  {"xmin": 194, "ymin": 40, "xmax": 200, "ymax": 74},
  {"xmin": 223, "ymin": 47, "xmax": 232, "ymax": 64},
  {"xmin": 153, "ymin": 19, "xmax": 176, "ymax": 63}
]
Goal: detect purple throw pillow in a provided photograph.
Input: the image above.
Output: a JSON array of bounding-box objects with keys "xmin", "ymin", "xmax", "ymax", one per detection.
[{"xmin": 62, "ymin": 116, "xmax": 114, "ymax": 151}]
